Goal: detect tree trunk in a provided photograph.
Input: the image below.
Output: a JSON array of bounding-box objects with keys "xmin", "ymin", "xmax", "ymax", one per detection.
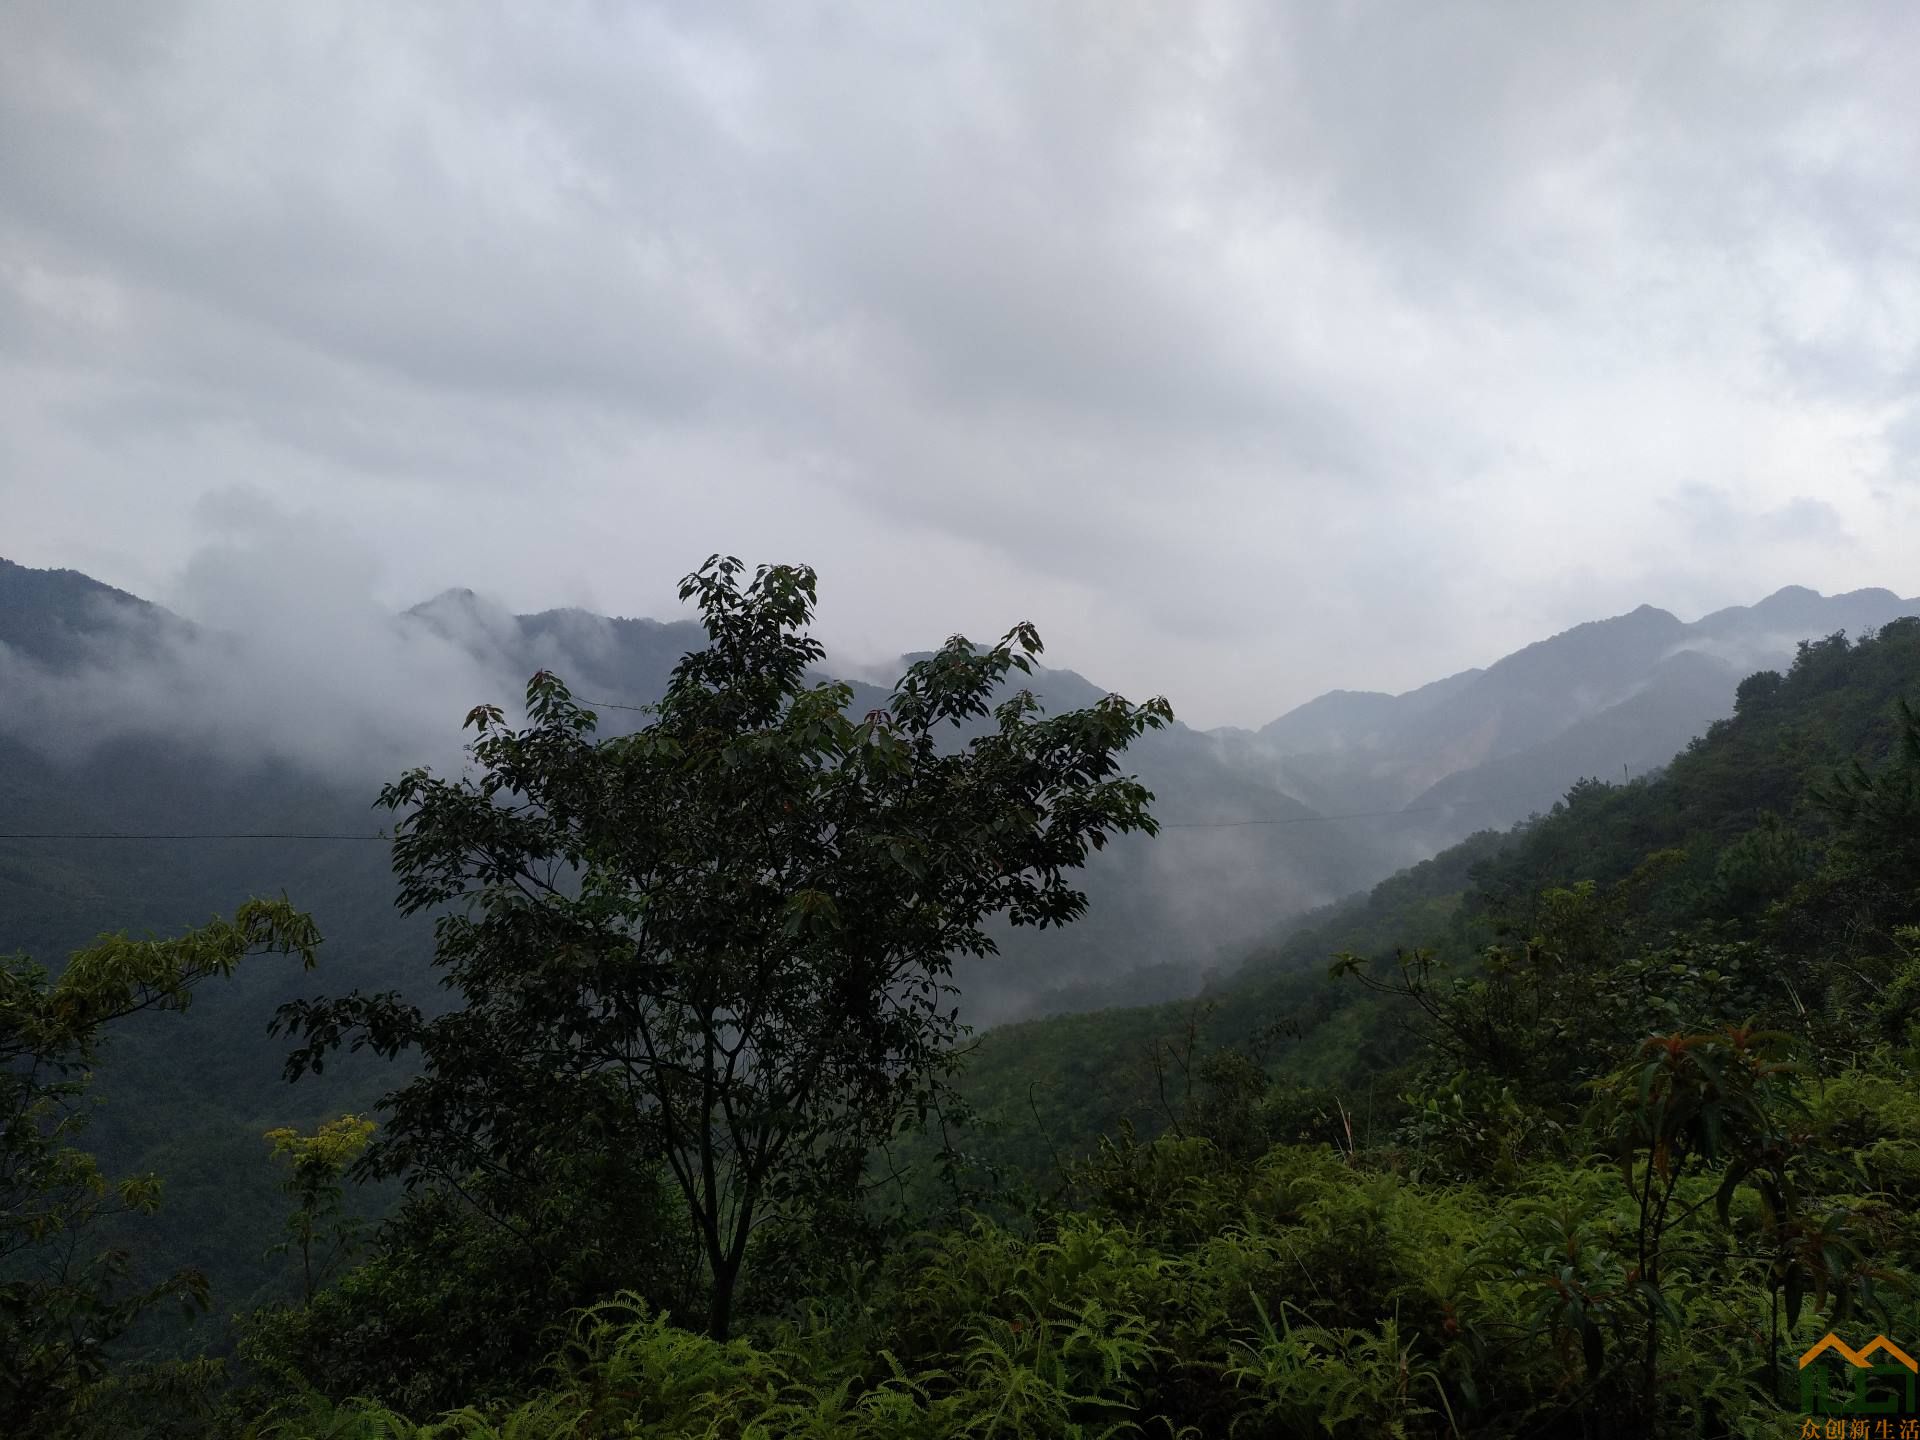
[
  {"xmin": 706, "ymin": 1188, "xmax": 755, "ymax": 1341},
  {"xmin": 707, "ymin": 1260, "xmax": 737, "ymax": 1342}
]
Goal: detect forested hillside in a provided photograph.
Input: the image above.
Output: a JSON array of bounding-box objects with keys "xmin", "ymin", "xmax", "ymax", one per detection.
[
  {"xmin": 9, "ymin": 555, "xmax": 1907, "ymax": 1311},
  {"xmin": 27, "ymin": 552, "xmax": 1893, "ymax": 1332},
  {"xmin": 8, "ymin": 555, "xmax": 1912, "ymax": 1012},
  {"xmin": 9, "ymin": 563, "xmax": 1920, "ymax": 1437},
  {"xmin": 262, "ymin": 618, "xmax": 1920, "ymax": 1437},
  {"xmin": 0, "ymin": 556, "xmax": 1382, "ymax": 1334},
  {"xmin": 13, "ymin": 2, "xmax": 1920, "ymax": 1434},
  {"xmin": 1233, "ymin": 585, "xmax": 1920, "ymax": 849},
  {"xmin": 962, "ymin": 620, "xmax": 1920, "ymax": 1174}
]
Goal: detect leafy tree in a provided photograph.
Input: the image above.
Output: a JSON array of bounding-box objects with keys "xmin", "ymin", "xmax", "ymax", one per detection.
[
  {"xmin": 239, "ymin": 607, "xmax": 1920, "ymax": 1440},
  {"xmin": 262, "ymin": 1115, "xmax": 375, "ymax": 1306},
  {"xmin": 1694, "ymin": 812, "xmax": 1810, "ymax": 924},
  {"xmin": 236, "ymin": 1175, "xmax": 694, "ymax": 1418},
  {"xmin": 1808, "ymin": 696, "xmax": 1920, "ymax": 945},
  {"xmin": 1, "ymin": 900, "xmax": 318, "ymax": 1436},
  {"xmin": 277, "ymin": 556, "xmax": 1171, "ymax": 1339},
  {"xmin": 1587, "ymin": 1026, "xmax": 1801, "ymax": 1410}
]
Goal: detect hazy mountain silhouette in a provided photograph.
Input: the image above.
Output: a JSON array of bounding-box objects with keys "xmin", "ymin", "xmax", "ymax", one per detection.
[
  {"xmin": 1238, "ymin": 585, "xmax": 1920, "ymax": 847},
  {"xmin": 5, "ymin": 557, "xmax": 1914, "ymax": 1317},
  {"xmin": 3, "ymin": 559, "xmax": 1915, "ymax": 1022}
]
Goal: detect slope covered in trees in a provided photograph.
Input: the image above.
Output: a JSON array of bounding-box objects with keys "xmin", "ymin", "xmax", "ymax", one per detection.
[
  {"xmin": 0, "ymin": 556, "xmax": 1372, "ymax": 1337},
  {"xmin": 229, "ymin": 620, "xmax": 1919, "ymax": 1438},
  {"xmin": 1239, "ymin": 584, "xmax": 1920, "ymax": 836},
  {"xmin": 9, "ymin": 564, "xmax": 1920, "ymax": 1437},
  {"xmin": 964, "ymin": 620, "xmax": 1920, "ymax": 1173},
  {"xmin": 25, "ymin": 556, "xmax": 1883, "ymax": 1338}
]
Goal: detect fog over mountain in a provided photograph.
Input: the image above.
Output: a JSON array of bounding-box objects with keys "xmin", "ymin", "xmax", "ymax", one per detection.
[
  {"xmin": 12, "ymin": 8, "xmax": 1920, "ymax": 1424},
  {"xmin": 5, "ymin": 542, "xmax": 1914, "ymax": 1021},
  {"xmin": 4, "ymin": 2, "xmax": 1917, "ymax": 1002},
  {"xmin": 4, "ymin": 540, "xmax": 1914, "ymax": 1394},
  {"xmin": 1235, "ymin": 585, "xmax": 1920, "ymax": 852},
  {"xmin": 0, "ymin": 544, "xmax": 1358, "ymax": 1021}
]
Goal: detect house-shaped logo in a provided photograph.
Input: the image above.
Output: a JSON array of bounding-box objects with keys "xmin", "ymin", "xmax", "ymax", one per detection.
[{"xmin": 1799, "ymin": 1333, "xmax": 1920, "ymax": 1417}]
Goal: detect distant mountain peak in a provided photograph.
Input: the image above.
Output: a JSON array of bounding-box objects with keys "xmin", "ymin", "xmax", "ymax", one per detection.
[
  {"xmin": 1694, "ymin": 584, "xmax": 1920, "ymax": 640},
  {"xmin": 0, "ymin": 554, "xmax": 153, "ymax": 609},
  {"xmin": 406, "ymin": 586, "xmax": 483, "ymax": 617},
  {"xmin": 0, "ymin": 556, "xmax": 176, "ymax": 668},
  {"xmin": 1750, "ymin": 584, "xmax": 1825, "ymax": 613},
  {"xmin": 1573, "ymin": 602, "xmax": 1681, "ymax": 632}
]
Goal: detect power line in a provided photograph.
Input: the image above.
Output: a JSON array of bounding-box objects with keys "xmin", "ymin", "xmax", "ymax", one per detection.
[
  {"xmin": 1, "ymin": 801, "xmax": 1492, "ymax": 843},
  {"xmin": 0, "ymin": 832, "xmax": 389, "ymax": 841},
  {"xmin": 581, "ymin": 697, "xmax": 654, "ymax": 712}
]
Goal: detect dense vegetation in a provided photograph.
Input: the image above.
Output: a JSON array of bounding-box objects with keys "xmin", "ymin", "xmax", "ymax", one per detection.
[
  {"xmin": 2, "ymin": 899, "xmax": 320, "ymax": 1433},
  {"xmin": 8, "ymin": 569, "xmax": 1920, "ymax": 1436}
]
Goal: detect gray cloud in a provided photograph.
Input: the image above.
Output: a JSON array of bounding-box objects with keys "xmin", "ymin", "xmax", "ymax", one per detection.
[
  {"xmin": 3, "ymin": 1, "xmax": 1919, "ymax": 727},
  {"xmin": 1666, "ymin": 485, "xmax": 1855, "ymax": 554},
  {"xmin": 0, "ymin": 496, "xmax": 519, "ymax": 780}
]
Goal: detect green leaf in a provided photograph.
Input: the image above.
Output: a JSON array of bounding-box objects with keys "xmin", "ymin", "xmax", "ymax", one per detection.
[{"xmin": 1713, "ymin": 1165, "xmax": 1742, "ymax": 1226}]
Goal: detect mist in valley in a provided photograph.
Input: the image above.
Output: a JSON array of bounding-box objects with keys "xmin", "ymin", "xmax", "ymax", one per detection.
[{"xmin": 7, "ymin": 8, "xmax": 1920, "ymax": 1433}]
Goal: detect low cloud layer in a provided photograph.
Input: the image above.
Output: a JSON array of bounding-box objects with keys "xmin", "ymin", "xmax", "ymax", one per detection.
[
  {"xmin": 4, "ymin": 3, "xmax": 1918, "ymax": 727},
  {"xmin": 0, "ymin": 502, "xmax": 532, "ymax": 781}
]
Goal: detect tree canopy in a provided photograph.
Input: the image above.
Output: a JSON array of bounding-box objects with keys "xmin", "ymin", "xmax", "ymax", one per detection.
[
  {"xmin": 276, "ymin": 555, "xmax": 1172, "ymax": 1340},
  {"xmin": 1, "ymin": 899, "xmax": 318, "ymax": 1436},
  {"xmin": 19, "ymin": 593, "xmax": 1920, "ymax": 1438}
]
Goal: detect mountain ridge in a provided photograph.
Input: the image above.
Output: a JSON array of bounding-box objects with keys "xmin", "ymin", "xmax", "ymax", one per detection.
[
  {"xmin": 3, "ymin": 554, "xmax": 1917, "ymax": 1016},
  {"xmin": 1233, "ymin": 582, "xmax": 1920, "ymax": 830},
  {"xmin": 4, "ymin": 556, "xmax": 1914, "ymax": 1341}
]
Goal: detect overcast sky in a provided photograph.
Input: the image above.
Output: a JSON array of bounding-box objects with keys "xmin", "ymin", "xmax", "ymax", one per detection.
[{"xmin": 3, "ymin": 2, "xmax": 1917, "ymax": 728}]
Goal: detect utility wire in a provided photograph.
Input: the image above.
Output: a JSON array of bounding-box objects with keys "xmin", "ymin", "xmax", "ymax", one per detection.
[
  {"xmin": 0, "ymin": 695, "xmax": 1498, "ymax": 841},
  {"xmin": 0, "ymin": 831, "xmax": 391, "ymax": 841},
  {"xmin": 0, "ymin": 801, "xmax": 1490, "ymax": 842}
]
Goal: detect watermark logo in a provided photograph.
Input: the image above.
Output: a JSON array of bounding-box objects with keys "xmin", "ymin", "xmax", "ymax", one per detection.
[{"xmin": 1799, "ymin": 1332, "xmax": 1919, "ymax": 1426}]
